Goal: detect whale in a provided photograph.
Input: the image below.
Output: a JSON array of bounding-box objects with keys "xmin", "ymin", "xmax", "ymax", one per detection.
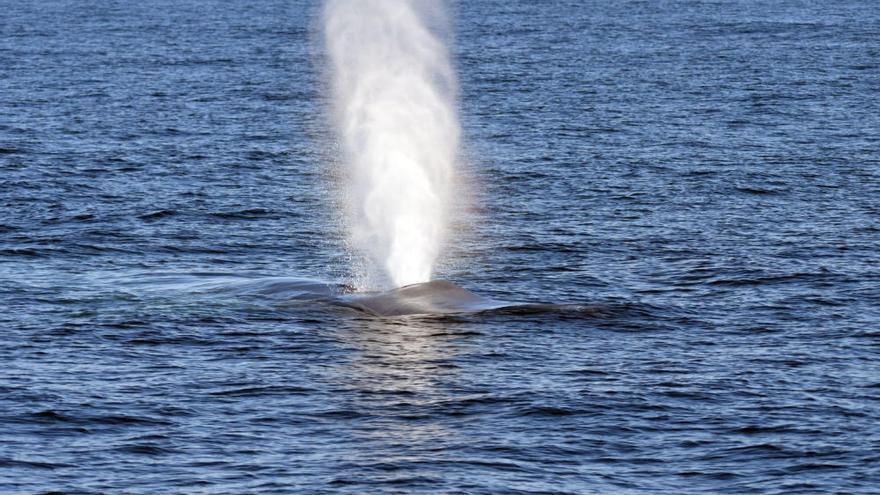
[
  {"xmin": 121, "ymin": 273, "xmax": 592, "ymax": 318},
  {"xmin": 340, "ymin": 280, "xmax": 512, "ymax": 317}
]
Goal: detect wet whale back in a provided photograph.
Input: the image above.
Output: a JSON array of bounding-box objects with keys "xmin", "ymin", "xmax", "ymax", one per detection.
[{"xmin": 343, "ymin": 280, "xmax": 509, "ymax": 316}]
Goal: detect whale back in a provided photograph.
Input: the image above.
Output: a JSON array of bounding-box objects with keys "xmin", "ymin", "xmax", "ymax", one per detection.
[{"xmin": 342, "ymin": 280, "xmax": 509, "ymax": 316}]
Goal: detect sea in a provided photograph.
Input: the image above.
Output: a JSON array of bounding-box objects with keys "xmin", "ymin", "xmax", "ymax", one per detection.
[{"xmin": 2, "ymin": 0, "xmax": 879, "ymax": 493}]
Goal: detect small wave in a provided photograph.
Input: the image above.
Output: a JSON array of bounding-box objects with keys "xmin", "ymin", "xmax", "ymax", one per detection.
[
  {"xmin": 731, "ymin": 424, "xmax": 802, "ymax": 435},
  {"xmin": 20, "ymin": 410, "xmax": 170, "ymax": 427},
  {"xmin": 210, "ymin": 208, "xmax": 275, "ymax": 220},
  {"xmin": 139, "ymin": 209, "xmax": 177, "ymax": 221},
  {"xmin": 207, "ymin": 385, "xmax": 315, "ymax": 397},
  {"xmin": 735, "ymin": 186, "xmax": 786, "ymax": 195},
  {"xmin": 114, "ymin": 444, "xmax": 177, "ymax": 456},
  {"xmin": 0, "ymin": 247, "xmax": 42, "ymax": 257},
  {"xmin": 517, "ymin": 405, "xmax": 577, "ymax": 417},
  {"xmin": 0, "ymin": 458, "xmax": 73, "ymax": 470}
]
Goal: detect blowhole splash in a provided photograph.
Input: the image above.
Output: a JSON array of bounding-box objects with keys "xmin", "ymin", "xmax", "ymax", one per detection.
[{"xmin": 323, "ymin": 0, "xmax": 460, "ymax": 290}]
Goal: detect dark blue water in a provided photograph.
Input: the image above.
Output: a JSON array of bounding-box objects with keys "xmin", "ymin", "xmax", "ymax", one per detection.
[{"xmin": 2, "ymin": 0, "xmax": 879, "ymax": 493}]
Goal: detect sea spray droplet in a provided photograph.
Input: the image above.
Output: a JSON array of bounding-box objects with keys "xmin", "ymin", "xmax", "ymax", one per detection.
[{"xmin": 324, "ymin": 0, "xmax": 460, "ymax": 289}]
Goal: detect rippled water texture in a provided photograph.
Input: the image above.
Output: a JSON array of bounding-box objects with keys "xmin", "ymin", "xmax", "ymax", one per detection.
[{"xmin": 2, "ymin": 1, "xmax": 879, "ymax": 494}]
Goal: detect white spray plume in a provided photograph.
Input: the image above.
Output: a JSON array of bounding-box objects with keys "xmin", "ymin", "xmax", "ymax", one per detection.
[{"xmin": 323, "ymin": 0, "xmax": 460, "ymax": 290}]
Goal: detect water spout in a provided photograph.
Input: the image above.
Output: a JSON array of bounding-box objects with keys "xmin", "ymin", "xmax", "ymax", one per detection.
[{"xmin": 323, "ymin": 0, "xmax": 460, "ymax": 289}]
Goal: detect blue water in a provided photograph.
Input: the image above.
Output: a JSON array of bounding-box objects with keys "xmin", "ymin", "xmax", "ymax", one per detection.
[{"xmin": 2, "ymin": 0, "xmax": 879, "ymax": 493}]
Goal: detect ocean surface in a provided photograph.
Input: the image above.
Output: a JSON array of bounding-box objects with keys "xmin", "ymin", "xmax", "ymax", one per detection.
[{"xmin": 2, "ymin": 0, "xmax": 879, "ymax": 493}]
